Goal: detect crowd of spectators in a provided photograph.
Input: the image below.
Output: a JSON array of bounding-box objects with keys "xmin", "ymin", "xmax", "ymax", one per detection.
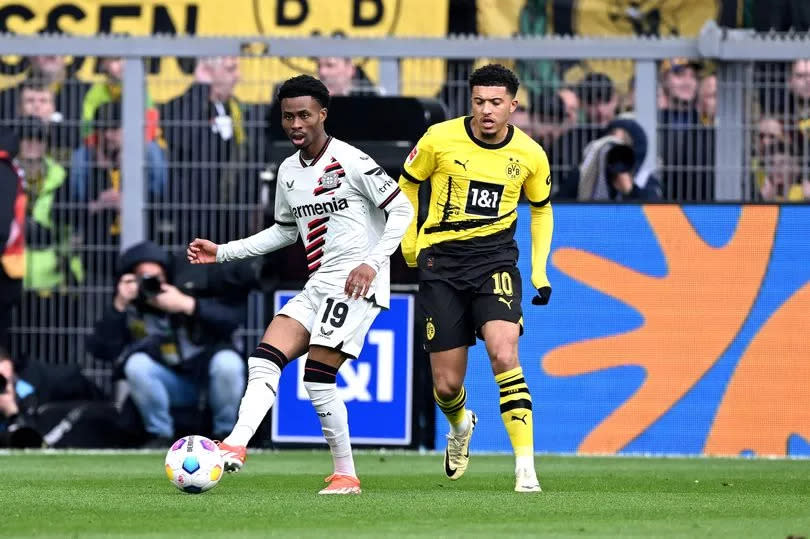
[
  {"xmin": 0, "ymin": 55, "xmax": 263, "ymax": 447},
  {"xmin": 2, "ymin": 48, "xmax": 809, "ymax": 446},
  {"xmin": 508, "ymin": 56, "xmax": 810, "ymax": 203}
]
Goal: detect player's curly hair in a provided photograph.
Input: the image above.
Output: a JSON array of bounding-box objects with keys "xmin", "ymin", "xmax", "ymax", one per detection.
[
  {"xmin": 468, "ymin": 64, "xmax": 520, "ymax": 96},
  {"xmin": 277, "ymin": 75, "xmax": 330, "ymax": 108}
]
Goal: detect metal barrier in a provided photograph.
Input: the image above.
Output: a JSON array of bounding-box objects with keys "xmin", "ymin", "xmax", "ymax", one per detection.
[{"xmin": 1, "ymin": 22, "xmax": 809, "ymax": 391}]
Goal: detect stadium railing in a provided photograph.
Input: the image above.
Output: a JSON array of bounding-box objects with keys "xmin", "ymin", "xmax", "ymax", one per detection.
[{"xmin": 1, "ymin": 20, "xmax": 807, "ymax": 401}]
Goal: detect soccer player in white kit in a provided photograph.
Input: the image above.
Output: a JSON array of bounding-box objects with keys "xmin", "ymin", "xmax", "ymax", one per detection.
[{"xmin": 186, "ymin": 75, "xmax": 414, "ymax": 495}]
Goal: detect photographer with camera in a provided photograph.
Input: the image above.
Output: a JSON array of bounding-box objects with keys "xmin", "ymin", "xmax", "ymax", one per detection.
[
  {"xmin": 574, "ymin": 115, "xmax": 662, "ymax": 201},
  {"xmin": 0, "ymin": 348, "xmax": 41, "ymax": 448},
  {"xmin": 1, "ymin": 346, "xmax": 117, "ymax": 448},
  {"xmin": 88, "ymin": 241, "xmax": 246, "ymax": 447}
]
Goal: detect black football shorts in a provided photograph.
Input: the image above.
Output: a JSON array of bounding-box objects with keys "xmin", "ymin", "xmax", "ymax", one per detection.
[{"xmin": 418, "ymin": 265, "xmax": 523, "ymax": 353}]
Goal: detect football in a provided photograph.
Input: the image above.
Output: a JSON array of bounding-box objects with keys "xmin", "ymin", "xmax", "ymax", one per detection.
[{"xmin": 164, "ymin": 435, "xmax": 224, "ymax": 494}]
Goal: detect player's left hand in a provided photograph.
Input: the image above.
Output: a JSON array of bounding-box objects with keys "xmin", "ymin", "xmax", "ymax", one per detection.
[
  {"xmin": 345, "ymin": 263, "xmax": 377, "ymax": 300},
  {"xmin": 148, "ymin": 283, "xmax": 196, "ymax": 315},
  {"xmin": 531, "ymin": 286, "xmax": 552, "ymax": 306}
]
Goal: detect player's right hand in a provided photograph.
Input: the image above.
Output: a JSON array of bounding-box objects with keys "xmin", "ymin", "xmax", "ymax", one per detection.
[
  {"xmin": 187, "ymin": 238, "xmax": 218, "ymax": 264},
  {"xmin": 531, "ymin": 286, "xmax": 552, "ymax": 306}
]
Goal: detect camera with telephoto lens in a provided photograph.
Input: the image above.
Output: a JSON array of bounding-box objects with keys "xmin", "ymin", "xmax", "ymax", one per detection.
[
  {"xmin": 137, "ymin": 274, "xmax": 163, "ymax": 301},
  {"xmin": 604, "ymin": 143, "xmax": 635, "ymax": 181}
]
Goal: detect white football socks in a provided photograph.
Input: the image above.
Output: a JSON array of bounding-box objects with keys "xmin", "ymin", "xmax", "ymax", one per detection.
[
  {"xmin": 451, "ymin": 414, "xmax": 471, "ymax": 436},
  {"xmin": 515, "ymin": 455, "xmax": 535, "ymax": 472},
  {"xmin": 304, "ymin": 380, "xmax": 356, "ymax": 477},
  {"xmin": 223, "ymin": 357, "xmax": 281, "ymax": 447}
]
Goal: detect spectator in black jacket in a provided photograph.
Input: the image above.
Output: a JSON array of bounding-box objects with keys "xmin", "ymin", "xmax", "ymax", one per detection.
[
  {"xmin": 658, "ymin": 58, "xmax": 715, "ymax": 200},
  {"xmin": 0, "ymin": 345, "xmax": 120, "ymax": 449},
  {"xmin": 0, "ymin": 56, "xmax": 89, "ymax": 164},
  {"xmin": 160, "ymin": 56, "xmax": 263, "ymax": 245},
  {"xmin": 0, "ymin": 347, "xmax": 43, "ymax": 448},
  {"xmin": 87, "ymin": 241, "xmax": 246, "ymax": 447},
  {"xmin": 553, "ymin": 73, "xmax": 619, "ymax": 195}
]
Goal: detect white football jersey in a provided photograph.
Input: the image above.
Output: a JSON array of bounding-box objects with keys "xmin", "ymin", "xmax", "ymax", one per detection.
[{"xmin": 274, "ymin": 137, "xmax": 403, "ymax": 308}]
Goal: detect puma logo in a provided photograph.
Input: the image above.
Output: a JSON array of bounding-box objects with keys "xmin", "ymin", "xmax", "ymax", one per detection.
[
  {"xmin": 510, "ymin": 413, "xmax": 527, "ymax": 424},
  {"xmin": 498, "ymin": 297, "xmax": 513, "ymax": 309},
  {"xmin": 454, "ymin": 159, "xmax": 469, "ymax": 171}
]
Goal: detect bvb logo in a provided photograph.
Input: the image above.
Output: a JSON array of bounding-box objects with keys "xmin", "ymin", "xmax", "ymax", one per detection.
[
  {"xmin": 252, "ymin": 0, "xmax": 403, "ymax": 74},
  {"xmin": 426, "ymin": 318, "xmax": 436, "ymax": 341},
  {"xmin": 506, "ymin": 161, "xmax": 521, "ymax": 180}
]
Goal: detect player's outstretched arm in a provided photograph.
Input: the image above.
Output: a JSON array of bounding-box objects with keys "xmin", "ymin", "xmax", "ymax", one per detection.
[
  {"xmin": 201, "ymin": 224, "xmax": 300, "ymax": 264},
  {"xmin": 187, "ymin": 238, "xmax": 218, "ymax": 264}
]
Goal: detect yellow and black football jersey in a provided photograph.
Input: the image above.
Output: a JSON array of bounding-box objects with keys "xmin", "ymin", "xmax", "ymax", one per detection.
[{"xmin": 399, "ymin": 116, "xmax": 553, "ymax": 289}]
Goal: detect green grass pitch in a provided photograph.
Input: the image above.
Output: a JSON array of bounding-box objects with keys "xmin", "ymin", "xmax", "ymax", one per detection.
[{"xmin": 3, "ymin": 451, "xmax": 809, "ymax": 538}]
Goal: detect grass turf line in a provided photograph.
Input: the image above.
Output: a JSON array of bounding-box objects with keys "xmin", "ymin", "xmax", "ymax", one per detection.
[{"xmin": 2, "ymin": 452, "xmax": 809, "ymax": 538}]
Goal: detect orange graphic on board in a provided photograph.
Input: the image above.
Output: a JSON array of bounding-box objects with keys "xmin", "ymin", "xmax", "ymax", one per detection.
[
  {"xmin": 704, "ymin": 282, "xmax": 810, "ymax": 456},
  {"xmin": 543, "ymin": 205, "xmax": 779, "ymax": 453}
]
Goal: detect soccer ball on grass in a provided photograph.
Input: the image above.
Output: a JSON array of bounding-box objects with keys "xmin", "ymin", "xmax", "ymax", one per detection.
[{"xmin": 164, "ymin": 435, "xmax": 224, "ymax": 493}]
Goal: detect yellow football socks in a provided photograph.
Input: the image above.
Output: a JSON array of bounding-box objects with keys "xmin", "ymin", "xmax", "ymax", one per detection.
[
  {"xmin": 496, "ymin": 367, "xmax": 534, "ymax": 457},
  {"xmin": 434, "ymin": 386, "xmax": 469, "ymax": 434}
]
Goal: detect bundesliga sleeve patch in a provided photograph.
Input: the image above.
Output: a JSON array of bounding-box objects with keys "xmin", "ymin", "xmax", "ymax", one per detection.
[{"xmin": 406, "ymin": 146, "xmax": 418, "ymax": 164}]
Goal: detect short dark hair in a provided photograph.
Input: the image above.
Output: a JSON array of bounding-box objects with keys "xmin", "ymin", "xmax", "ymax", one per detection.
[
  {"xmin": 19, "ymin": 79, "xmax": 51, "ymax": 94},
  {"xmin": 468, "ymin": 64, "xmax": 519, "ymax": 96},
  {"xmin": 578, "ymin": 73, "xmax": 615, "ymax": 105},
  {"xmin": 277, "ymin": 75, "xmax": 330, "ymax": 109},
  {"xmin": 532, "ymin": 91, "xmax": 566, "ymax": 123}
]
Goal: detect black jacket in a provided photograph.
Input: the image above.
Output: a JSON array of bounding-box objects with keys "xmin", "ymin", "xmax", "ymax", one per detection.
[
  {"xmin": 0, "ymin": 131, "xmax": 22, "ymax": 315},
  {"xmin": 658, "ymin": 107, "xmax": 715, "ymax": 201},
  {"xmin": 159, "ymin": 83, "xmax": 263, "ymax": 243},
  {"xmin": 0, "ymin": 130, "xmax": 20, "ymax": 248},
  {"xmin": 0, "ymin": 358, "xmax": 105, "ymax": 448}
]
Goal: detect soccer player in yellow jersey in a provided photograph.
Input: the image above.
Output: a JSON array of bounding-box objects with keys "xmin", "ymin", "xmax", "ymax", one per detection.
[{"xmin": 398, "ymin": 64, "xmax": 553, "ymax": 492}]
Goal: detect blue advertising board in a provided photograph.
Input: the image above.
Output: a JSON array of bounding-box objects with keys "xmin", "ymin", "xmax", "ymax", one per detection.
[
  {"xmin": 272, "ymin": 291, "xmax": 414, "ymax": 445},
  {"xmin": 441, "ymin": 204, "xmax": 810, "ymax": 457}
]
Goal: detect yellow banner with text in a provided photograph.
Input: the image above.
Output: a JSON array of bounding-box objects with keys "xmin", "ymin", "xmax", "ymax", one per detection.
[{"xmin": 0, "ymin": 0, "xmax": 449, "ymax": 102}]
